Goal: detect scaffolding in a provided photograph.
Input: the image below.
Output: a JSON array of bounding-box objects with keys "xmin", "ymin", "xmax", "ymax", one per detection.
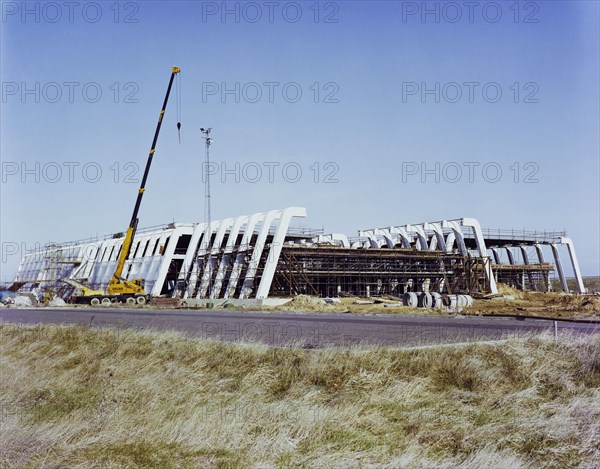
[
  {"xmin": 267, "ymin": 246, "xmax": 495, "ymax": 297},
  {"xmin": 492, "ymin": 263, "xmax": 553, "ymax": 292}
]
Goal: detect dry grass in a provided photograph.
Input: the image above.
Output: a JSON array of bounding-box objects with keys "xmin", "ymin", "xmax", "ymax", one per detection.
[{"xmin": 1, "ymin": 324, "xmax": 599, "ymax": 468}]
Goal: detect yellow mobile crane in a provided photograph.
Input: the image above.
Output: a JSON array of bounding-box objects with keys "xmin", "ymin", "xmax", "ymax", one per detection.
[{"xmin": 70, "ymin": 67, "xmax": 181, "ymax": 306}]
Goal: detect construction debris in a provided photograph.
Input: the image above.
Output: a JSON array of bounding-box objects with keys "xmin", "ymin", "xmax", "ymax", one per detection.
[{"xmin": 49, "ymin": 297, "xmax": 66, "ymax": 307}]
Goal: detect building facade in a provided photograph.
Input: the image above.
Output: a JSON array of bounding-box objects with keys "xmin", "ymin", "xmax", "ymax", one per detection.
[{"xmin": 13, "ymin": 207, "xmax": 585, "ymax": 300}]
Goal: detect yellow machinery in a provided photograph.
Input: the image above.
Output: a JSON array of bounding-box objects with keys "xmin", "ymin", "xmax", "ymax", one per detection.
[{"xmin": 72, "ymin": 67, "xmax": 181, "ymax": 306}]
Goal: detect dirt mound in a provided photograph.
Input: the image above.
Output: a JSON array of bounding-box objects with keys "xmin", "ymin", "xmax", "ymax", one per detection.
[
  {"xmin": 538, "ymin": 293, "xmax": 600, "ymax": 312},
  {"xmin": 497, "ymin": 283, "xmax": 527, "ymax": 300},
  {"xmin": 275, "ymin": 295, "xmax": 338, "ymax": 312}
]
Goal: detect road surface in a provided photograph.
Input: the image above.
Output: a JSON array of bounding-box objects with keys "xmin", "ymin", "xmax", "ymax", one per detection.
[{"xmin": 1, "ymin": 307, "xmax": 598, "ymax": 347}]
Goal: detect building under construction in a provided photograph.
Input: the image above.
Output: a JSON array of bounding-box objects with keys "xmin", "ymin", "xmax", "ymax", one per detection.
[{"xmin": 13, "ymin": 207, "xmax": 585, "ymax": 303}]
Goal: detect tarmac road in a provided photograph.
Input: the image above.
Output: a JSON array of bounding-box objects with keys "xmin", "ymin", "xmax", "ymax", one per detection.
[{"xmin": 1, "ymin": 307, "xmax": 598, "ymax": 347}]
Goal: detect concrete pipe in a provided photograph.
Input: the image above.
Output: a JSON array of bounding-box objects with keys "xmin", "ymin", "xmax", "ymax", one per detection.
[
  {"xmin": 403, "ymin": 292, "xmax": 419, "ymax": 308},
  {"xmin": 456, "ymin": 295, "xmax": 474, "ymax": 307},
  {"xmin": 420, "ymin": 292, "xmax": 433, "ymax": 308},
  {"xmin": 447, "ymin": 294, "xmax": 458, "ymax": 309}
]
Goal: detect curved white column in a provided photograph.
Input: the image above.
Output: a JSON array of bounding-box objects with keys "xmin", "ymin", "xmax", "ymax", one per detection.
[
  {"xmin": 255, "ymin": 207, "xmax": 307, "ymax": 299},
  {"xmin": 461, "ymin": 218, "xmax": 497, "ymax": 294},
  {"xmin": 551, "ymin": 243, "xmax": 569, "ymax": 292},
  {"xmin": 426, "ymin": 223, "xmax": 447, "ymax": 252},
  {"xmin": 175, "ymin": 222, "xmax": 206, "ymax": 299},
  {"xmin": 561, "ymin": 237, "xmax": 585, "ymax": 293},
  {"xmin": 534, "ymin": 243, "xmax": 545, "ymax": 263},
  {"xmin": 442, "ymin": 221, "xmax": 467, "ymax": 255},
  {"xmin": 197, "ymin": 218, "xmax": 235, "ymax": 298},
  {"xmin": 390, "ymin": 227, "xmax": 412, "ymax": 248},
  {"xmin": 151, "ymin": 226, "xmax": 188, "ymax": 296},
  {"xmin": 224, "ymin": 212, "xmax": 265, "ymax": 299},
  {"xmin": 491, "ymin": 248, "xmax": 501, "ymax": 264},
  {"xmin": 240, "ymin": 210, "xmax": 283, "ymax": 298},
  {"xmin": 210, "ymin": 215, "xmax": 249, "ymax": 298},
  {"xmin": 405, "ymin": 225, "xmax": 428, "ymax": 250},
  {"xmin": 445, "ymin": 232, "xmax": 456, "ymax": 253},
  {"xmin": 505, "ymin": 247, "xmax": 515, "ymax": 265},
  {"xmin": 519, "ymin": 246, "xmax": 530, "ymax": 265}
]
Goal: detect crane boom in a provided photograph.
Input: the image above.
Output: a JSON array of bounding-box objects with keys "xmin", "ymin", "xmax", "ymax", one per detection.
[{"xmin": 108, "ymin": 66, "xmax": 181, "ymax": 295}]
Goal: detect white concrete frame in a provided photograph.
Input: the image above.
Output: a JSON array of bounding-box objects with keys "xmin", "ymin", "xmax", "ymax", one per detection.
[
  {"xmin": 357, "ymin": 217, "xmax": 585, "ymax": 294},
  {"xmin": 14, "ymin": 212, "xmax": 585, "ymax": 298}
]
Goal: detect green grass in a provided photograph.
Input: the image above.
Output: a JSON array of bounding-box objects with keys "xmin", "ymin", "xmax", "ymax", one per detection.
[{"xmin": 1, "ymin": 323, "xmax": 599, "ymax": 468}]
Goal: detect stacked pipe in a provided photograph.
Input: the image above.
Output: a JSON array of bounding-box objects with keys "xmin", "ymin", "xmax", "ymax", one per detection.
[{"xmin": 402, "ymin": 292, "xmax": 473, "ymax": 309}]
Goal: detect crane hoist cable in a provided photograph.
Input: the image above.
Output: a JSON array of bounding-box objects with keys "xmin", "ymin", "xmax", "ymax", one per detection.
[{"xmin": 176, "ymin": 72, "xmax": 182, "ymax": 143}]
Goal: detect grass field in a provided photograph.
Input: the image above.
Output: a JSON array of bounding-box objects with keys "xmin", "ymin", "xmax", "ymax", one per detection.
[{"xmin": 1, "ymin": 324, "xmax": 599, "ymax": 468}]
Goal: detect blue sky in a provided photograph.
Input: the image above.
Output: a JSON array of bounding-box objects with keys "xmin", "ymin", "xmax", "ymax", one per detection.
[{"xmin": 1, "ymin": 0, "xmax": 599, "ymax": 279}]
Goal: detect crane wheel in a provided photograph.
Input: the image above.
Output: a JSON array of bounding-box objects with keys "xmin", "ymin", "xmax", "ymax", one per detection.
[
  {"xmin": 136, "ymin": 296, "xmax": 146, "ymax": 305},
  {"xmin": 90, "ymin": 298, "xmax": 100, "ymax": 306},
  {"xmin": 126, "ymin": 297, "xmax": 136, "ymax": 305},
  {"xmin": 101, "ymin": 298, "xmax": 111, "ymax": 306}
]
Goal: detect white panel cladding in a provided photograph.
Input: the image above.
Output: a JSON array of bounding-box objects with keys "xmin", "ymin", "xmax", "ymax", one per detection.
[
  {"xmin": 74, "ymin": 243, "xmax": 100, "ymax": 280},
  {"xmin": 89, "ymin": 238, "xmax": 120, "ymax": 288},
  {"xmin": 127, "ymin": 232, "xmax": 158, "ymax": 281},
  {"xmin": 15, "ymin": 251, "xmax": 43, "ymax": 282},
  {"xmin": 13, "ymin": 225, "xmax": 182, "ymax": 294}
]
